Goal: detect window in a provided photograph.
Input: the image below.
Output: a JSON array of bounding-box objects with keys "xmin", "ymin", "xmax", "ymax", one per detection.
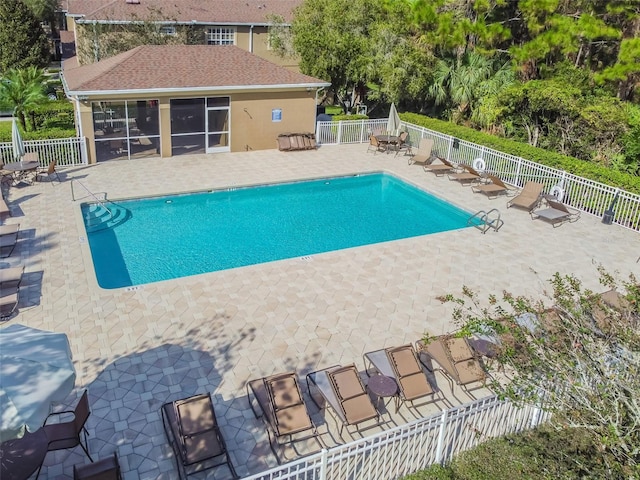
[
  {"xmin": 206, "ymin": 27, "xmax": 235, "ymax": 45},
  {"xmin": 159, "ymin": 25, "xmax": 176, "ymax": 36}
]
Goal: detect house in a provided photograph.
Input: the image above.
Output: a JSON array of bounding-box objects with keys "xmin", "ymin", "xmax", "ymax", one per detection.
[
  {"xmin": 62, "ymin": 45, "xmax": 330, "ymax": 163},
  {"xmin": 62, "ymin": 0, "xmax": 302, "ymax": 69}
]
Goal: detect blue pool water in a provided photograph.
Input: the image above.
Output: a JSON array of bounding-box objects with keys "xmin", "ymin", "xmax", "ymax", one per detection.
[{"xmin": 83, "ymin": 173, "xmax": 473, "ymax": 289}]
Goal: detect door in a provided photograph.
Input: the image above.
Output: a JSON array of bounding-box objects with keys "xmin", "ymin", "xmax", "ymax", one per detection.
[{"xmin": 206, "ymin": 97, "xmax": 230, "ymax": 153}]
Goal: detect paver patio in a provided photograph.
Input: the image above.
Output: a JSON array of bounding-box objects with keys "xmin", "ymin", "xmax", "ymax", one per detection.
[{"xmin": 1, "ymin": 144, "xmax": 637, "ymax": 479}]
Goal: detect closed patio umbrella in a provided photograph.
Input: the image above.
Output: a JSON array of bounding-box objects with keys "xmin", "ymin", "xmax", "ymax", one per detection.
[
  {"xmin": 0, "ymin": 324, "xmax": 76, "ymax": 442},
  {"xmin": 11, "ymin": 117, "xmax": 25, "ymax": 162},
  {"xmin": 386, "ymin": 102, "xmax": 401, "ymax": 136}
]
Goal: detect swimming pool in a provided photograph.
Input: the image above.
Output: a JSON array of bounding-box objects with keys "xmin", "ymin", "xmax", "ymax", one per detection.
[{"xmin": 82, "ymin": 173, "xmax": 474, "ymax": 289}]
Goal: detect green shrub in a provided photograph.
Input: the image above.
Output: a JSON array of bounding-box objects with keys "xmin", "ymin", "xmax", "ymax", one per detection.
[
  {"xmin": 402, "ymin": 465, "xmax": 454, "ymax": 480},
  {"xmin": 0, "ymin": 122, "xmax": 76, "ymax": 142},
  {"xmin": 401, "ymin": 113, "xmax": 640, "ymax": 195},
  {"xmin": 30, "ymin": 100, "xmax": 74, "ymax": 130},
  {"xmin": 331, "ymin": 113, "xmax": 369, "ymax": 122}
]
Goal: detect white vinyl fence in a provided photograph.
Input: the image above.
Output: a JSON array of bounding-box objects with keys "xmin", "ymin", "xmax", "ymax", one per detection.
[
  {"xmin": 0, "ymin": 137, "xmax": 88, "ymax": 168},
  {"xmin": 244, "ymin": 395, "xmax": 548, "ymax": 480},
  {"xmin": 315, "ymin": 119, "xmax": 640, "ymax": 232}
]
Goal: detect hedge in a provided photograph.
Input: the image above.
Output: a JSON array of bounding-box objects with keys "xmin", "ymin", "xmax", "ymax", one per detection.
[{"xmin": 401, "ymin": 113, "xmax": 640, "ymax": 195}]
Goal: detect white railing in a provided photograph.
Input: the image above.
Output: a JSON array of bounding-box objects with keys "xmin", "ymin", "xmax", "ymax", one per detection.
[
  {"xmin": 243, "ymin": 395, "xmax": 548, "ymax": 480},
  {"xmin": 0, "ymin": 137, "xmax": 88, "ymax": 168},
  {"xmin": 315, "ymin": 120, "xmax": 640, "ymax": 232}
]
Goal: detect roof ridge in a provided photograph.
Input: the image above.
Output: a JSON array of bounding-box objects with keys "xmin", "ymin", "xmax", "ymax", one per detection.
[{"xmin": 67, "ymin": 46, "xmax": 146, "ymax": 90}]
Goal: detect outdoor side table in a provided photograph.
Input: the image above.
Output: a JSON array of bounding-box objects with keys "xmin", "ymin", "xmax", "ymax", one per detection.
[
  {"xmin": 0, "ymin": 427, "xmax": 48, "ymax": 480},
  {"xmin": 367, "ymin": 374, "xmax": 398, "ymax": 415}
]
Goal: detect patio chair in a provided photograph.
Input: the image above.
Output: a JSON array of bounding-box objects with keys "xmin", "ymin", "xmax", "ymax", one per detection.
[
  {"xmin": 36, "ymin": 160, "xmax": 61, "ymax": 184},
  {"xmin": 394, "ymin": 131, "xmax": 411, "ymax": 156},
  {"xmin": 0, "ymin": 286, "xmax": 19, "ymax": 319},
  {"xmin": 246, "ymin": 371, "xmax": 321, "ymax": 463},
  {"xmin": 416, "ymin": 335, "xmax": 487, "ymax": 393},
  {"xmin": 73, "ymin": 452, "xmax": 122, "ymax": 480},
  {"xmin": 471, "ymin": 174, "xmax": 514, "ymax": 199},
  {"xmin": 506, "ymin": 181, "xmax": 544, "ymax": 211},
  {"xmin": 530, "ymin": 198, "xmax": 580, "ymax": 227},
  {"xmin": 161, "ymin": 393, "xmax": 238, "ymax": 479},
  {"xmin": 447, "ymin": 164, "xmax": 482, "ymax": 185},
  {"xmin": 364, "ymin": 344, "xmax": 438, "ymax": 412},
  {"xmin": 306, "ymin": 364, "xmax": 379, "ymax": 437},
  {"xmin": 424, "ymin": 156, "xmax": 458, "ymax": 176},
  {"xmin": 367, "ymin": 135, "xmax": 386, "ymax": 154},
  {"xmin": 0, "ymin": 265, "xmax": 24, "ymax": 289},
  {"xmin": 38, "ymin": 390, "xmax": 93, "ymax": 478},
  {"xmin": 407, "ymin": 138, "xmax": 434, "ymax": 166}
]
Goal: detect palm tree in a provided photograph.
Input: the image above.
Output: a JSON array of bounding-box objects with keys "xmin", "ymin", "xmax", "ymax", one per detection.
[
  {"xmin": 0, "ymin": 67, "xmax": 47, "ymax": 131},
  {"xmin": 427, "ymin": 51, "xmax": 514, "ymax": 123}
]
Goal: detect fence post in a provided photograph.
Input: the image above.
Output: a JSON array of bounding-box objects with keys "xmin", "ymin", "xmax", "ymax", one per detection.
[
  {"xmin": 446, "ymin": 136, "xmax": 453, "ymax": 162},
  {"xmin": 319, "ymin": 448, "xmax": 328, "ymax": 480},
  {"xmin": 434, "ymin": 409, "xmax": 448, "ymax": 465},
  {"xmin": 80, "ymin": 137, "xmax": 89, "ymax": 165},
  {"xmin": 337, "ymin": 121, "xmax": 343, "ymax": 145},
  {"xmin": 515, "ymin": 158, "xmax": 522, "ymax": 186}
]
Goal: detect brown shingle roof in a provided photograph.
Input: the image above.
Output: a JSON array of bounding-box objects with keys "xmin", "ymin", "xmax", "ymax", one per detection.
[
  {"xmin": 62, "ymin": 45, "xmax": 329, "ymax": 94},
  {"xmin": 67, "ymin": 0, "xmax": 302, "ymax": 24}
]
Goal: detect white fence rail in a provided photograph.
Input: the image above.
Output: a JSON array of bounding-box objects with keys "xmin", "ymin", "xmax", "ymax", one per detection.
[
  {"xmin": 0, "ymin": 137, "xmax": 88, "ymax": 168},
  {"xmin": 244, "ymin": 395, "xmax": 548, "ymax": 480},
  {"xmin": 315, "ymin": 119, "xmax": 640, "ymax": 232}
]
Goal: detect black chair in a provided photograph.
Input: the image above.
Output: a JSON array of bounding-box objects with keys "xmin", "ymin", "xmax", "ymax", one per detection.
[
  {"xmin": 74, "ymin": 452, "xmax": 121, "ymax": 480},
  {"xmin": 37, "ymin": 390, "xmax": 93, "ymax": 477}
]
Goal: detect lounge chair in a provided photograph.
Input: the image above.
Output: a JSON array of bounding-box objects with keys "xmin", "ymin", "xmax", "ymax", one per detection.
[
  {"xmin": 306, "ymin": 364, "xmax": 379, "ymax": 437},
  {"xmin": 0, "ymin": 265, "xmax": 24, "ymax": 290},
  {"xmin": 530, "ymin": 198, "xmax": 580, "ymax": 227},
  {"xmin": 0, "ymin": 197, "xmax": 12, "ymax": 222},
  {"xmin": 367, "ymin": 135, "xmax": 386, "ymax": 154},
  {"xmin": 0, "ymin": 224, "xmax": 19, "ymax": 258},
  {"xmin": 471, "ymin": 174, "xmax": 513, "ymax": 199},
  {"xmin": 416, "ymin": 335, "xmax": 487, "ymax": 392},
  {"xmin": 506, "ymin": 181, "xmax": 544, "ymax": 211},
  {"xmin": 0, "ymin": 286, "xmax": 19, "ymax": 319},
  {"xmin": 423, "ymin": 156, "xmax": 458, "ymax": 176},
  {"xmin": 161, "ymin": 393, "xmax": 238, "ymax": 479},
  {"xmin": 447, "ymin": 164, "xmax": 482, "ymax": 185},
  {"xmin": 407, "ymin": 138, "xmax": 434, "ymax": 166},
  {"xmin": 364, "ymin": 344, "xmax": 438, "ymax": 412},
  {"xmin": 246, "ymin": 371, "xmax": 321, "ymax": 463}
]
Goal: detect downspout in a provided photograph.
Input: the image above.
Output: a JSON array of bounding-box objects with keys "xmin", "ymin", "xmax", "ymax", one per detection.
[{"xmin": 249, "ymin": 24, "xmax": 254, "ymax": 52}]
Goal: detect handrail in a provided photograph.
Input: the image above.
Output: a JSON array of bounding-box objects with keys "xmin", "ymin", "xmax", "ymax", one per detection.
[
  {"xmin": 71, "ymin": 180, "xmax": 113, "ymax": 219},
  {"xmin": 468, "ymin": 208, "xmax": 503, "ymax": 234}
]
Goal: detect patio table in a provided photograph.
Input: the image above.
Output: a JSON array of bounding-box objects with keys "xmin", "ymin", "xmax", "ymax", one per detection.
[
  {"xmin": 4, "ymin": 161, "xmax": 39, "ymax": 186},
  {"xmin": 0, "ymin": 428, "xmax": 48, "ymax": 480},
  {"xmin": 374, "ymin": 135, "xmax": 399, "ymax": 153}
]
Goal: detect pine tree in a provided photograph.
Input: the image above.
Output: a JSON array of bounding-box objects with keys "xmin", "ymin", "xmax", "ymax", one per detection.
[{"xmin": 0, "ymin": 0, "xmax": 50, "ymax": 73}]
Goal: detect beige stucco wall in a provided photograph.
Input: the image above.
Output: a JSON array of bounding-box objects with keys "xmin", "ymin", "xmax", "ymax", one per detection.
[{"xmin": 76, "ymin": 89, "xmax": 318, "ymax": 163}]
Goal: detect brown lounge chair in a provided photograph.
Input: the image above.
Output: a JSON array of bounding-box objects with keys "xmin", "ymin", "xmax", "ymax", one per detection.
[
  {"xmin": 506, "ymin": 181, "xmax": 544, "ymax": 211},
  {"xmin": 246, "ymin": 371, "xmax": 321, "ymax": 463},
  {"xmin": 394, "ymin": 131, "xmax": 412, "ymax": 156},
  {"xmin": 416, "ymin": 335, "xmax": 487, "ymax": 392},
  {"xmin": 306, "ymin": 364, "xmax": 379, "ymax": 437},
  {"xmin": 471, "ymin": 174, "xmax": 513, "ymax": 199},
  {"xmin": 0, "ymin": 223, "xmax": 19, "ymax": 258},
  {"xmin": 0, "ymin": 265, "xmax": 24, "ymax": 289},
  {"xmin": 447, "ymin": 164, "xmax": 482, "ymax": 185},
  {"xmin": 530, "ymin": 198, "xmax": 580, "ymax": 227},
  {"xmin": 364, "ymin": 344, "xmax": 439, "ymax": 412},
  {"xmin": 408, "ymin": 138, "xmax": 434, "ymax": 166},
  {"xmin": 161, "ymin": 393, "xmax": 238, "ymax": 479},
  {"xmin": 424, "ymin": 156, "xmax": 458, "ymax": 176}
]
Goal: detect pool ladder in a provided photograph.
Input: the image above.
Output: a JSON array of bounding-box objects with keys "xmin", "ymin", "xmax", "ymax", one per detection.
[{"xmin": 468, "ymin": 208, "xmax": 504, "ymax": 234}]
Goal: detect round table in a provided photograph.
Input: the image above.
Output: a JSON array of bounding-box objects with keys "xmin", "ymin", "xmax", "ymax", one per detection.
[
  {"xmin": 3, "ymin": 161, "xmax": 39, "ymax": 185},
  {"xmin": 0, "ymin": 428, "xmax": 48, "ymax": 480},
  {"xmin": 367, "ymin": 375, "xmax": 398, "ymax": 414}
]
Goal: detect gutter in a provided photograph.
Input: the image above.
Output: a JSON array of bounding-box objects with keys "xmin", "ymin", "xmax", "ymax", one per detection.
[{"xmin": 65, "ymin": 82, "xmax": 332, "ymax": 97}]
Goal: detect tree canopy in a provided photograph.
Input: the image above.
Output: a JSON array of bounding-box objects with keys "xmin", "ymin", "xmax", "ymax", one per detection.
[{"xmin": 0, "ymin": 0, "xmax": 50, "ymax": 73}]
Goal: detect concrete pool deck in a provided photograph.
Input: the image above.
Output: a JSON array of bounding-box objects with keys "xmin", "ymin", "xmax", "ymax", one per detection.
[{"xmin": 2, "ymin": 144, "xmax": 637, "ymax": 479}]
